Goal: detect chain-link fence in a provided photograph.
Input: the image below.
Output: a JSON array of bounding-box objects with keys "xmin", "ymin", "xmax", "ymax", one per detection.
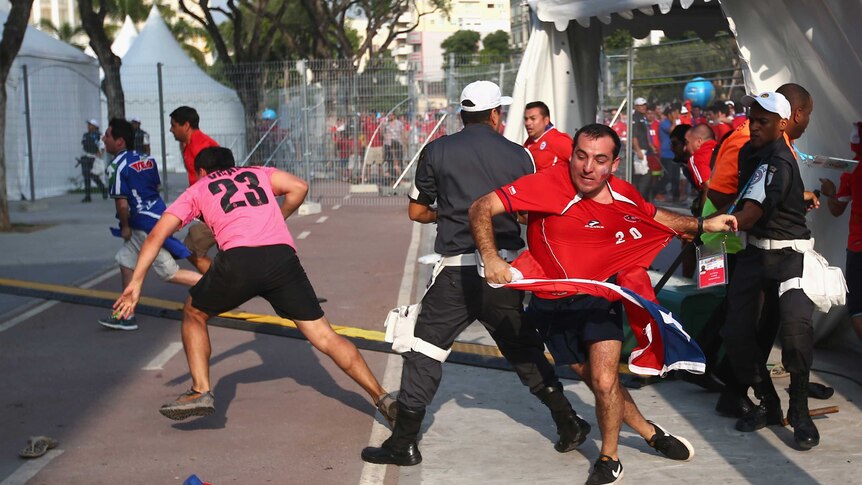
[
  {"xmin": 598, "ymin": 34, "xmax": 744, "ymax": 203},
  {"xmin": 119, "ymin": 54, "xmax": 522, "ymax": 206}
]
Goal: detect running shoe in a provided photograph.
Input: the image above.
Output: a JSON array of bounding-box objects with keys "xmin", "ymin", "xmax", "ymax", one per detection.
[
  {"xmin": 586, "ymin": 455, "xmax": 624, "ymax": 485},
  {"xmin": 376, "ymin": 391, "xmax": 398, "ymax": 428},
  {"xmin": 98, "ymin": 315, "xmax": 138, "ymax": 331},
  {"xmin": 159, "ymin": 389, "xmax": 215, "ymax": 421},
  {"xmin": 646, "ymin": 420, "xmax": 694, "ymax": 461}
]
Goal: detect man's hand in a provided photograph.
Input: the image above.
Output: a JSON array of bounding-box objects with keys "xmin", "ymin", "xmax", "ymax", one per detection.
[
  {"xmin": 483, "ymin": 255, "xmax": 513, "ymax": 285},
  {"xmin": 120, "ymin": 225, "xmax": 132, "ymax": 241},
  {"xmin": 803, "ymin": 190, "xmax": 820, "ymax": 212},
  {"xmin": 819, "ymin": 178, "xmax": 837, "ymax": 198},
  {"xmin": 703, "ymin": 214, "xmax": 737, "ymax": 233},
  {"xmin": 112, "ymin": 282, "xmax": 142, "ymax": 319}
]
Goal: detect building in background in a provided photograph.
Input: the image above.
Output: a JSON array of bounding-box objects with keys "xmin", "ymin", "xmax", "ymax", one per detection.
[{"xmin": 510, "ymin": 0, "xmax": 531, "ymax": 51}]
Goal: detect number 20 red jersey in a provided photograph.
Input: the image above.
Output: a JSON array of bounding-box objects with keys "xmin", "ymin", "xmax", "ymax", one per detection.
[{"xmin": 495, "ymin": 164, "xmax": 676, "ymax": 298}]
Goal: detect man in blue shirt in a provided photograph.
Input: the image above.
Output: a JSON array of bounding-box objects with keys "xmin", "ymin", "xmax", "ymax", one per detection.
[
  {"xmin": 99, "ymin": 118, "xmax": 201, "ymax": 330},
  {"xmin": 659, "ymin": 104, "xmax": 681, "ymax": 203}
]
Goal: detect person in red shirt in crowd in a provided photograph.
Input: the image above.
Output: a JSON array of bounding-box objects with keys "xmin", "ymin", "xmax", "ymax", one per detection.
[
  {"xmin": 684, "ymin": 123, "xmax": 717, "ymax": 209},
  {"xmin": 726, "ymin": 100, "xmax": 747, "ymax": 129},
  {"xmin": 679, "ymin": 104, "xmax": 692, "ymax": 125},
  {"xmin": 647, "ymin": 105, "xmax": 666, "ymax": 201},
  {"xmin": 470, "ymin": 123, "xmax": 736, "ymax": 485},
  {"xmin": 690, "ymin": 105, "xmax": 707, "ymax": 126},
  {"xmin": 362, "ymin": 114, "xmax": 385, "ymax": 181},
  {"xmin": 523, "ymin": 101, "xmax": 573, "ymax": 172},
  {"xmin": 706, "ymin": 102, "xmax": 733, "ymax": 142},
  {"xmin": 612, "ymin": 111, "xmax": 628, "ymax": 144},
  {"xmin": 170, "ymin": 106, "xmax": 220, "ymax": 274},
  {"xmin": 819, "ymin": 121, "xmax": 862, "ymax": 342}
]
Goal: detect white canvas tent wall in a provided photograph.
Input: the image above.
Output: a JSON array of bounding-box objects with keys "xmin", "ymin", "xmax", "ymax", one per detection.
[
  {"xmin": 3, "ymin": 13, "xmax": 100, "ymax": 200},
  {"xmin": 507, "ymin": 0, "xmax": 862, "ymax": 345},
  {"xmin": 120, "ymin": 6, "xmax": 245, "ymax": 174}
]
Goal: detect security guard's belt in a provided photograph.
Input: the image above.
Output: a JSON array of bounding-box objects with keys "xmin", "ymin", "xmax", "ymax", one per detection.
[
  {"xmin": 441, "ymin": 249, "xmax": 520, "ymax": 267},
  {"xmin": 747, "ymin": 236, "xmax": 814, "ymax": 252}
]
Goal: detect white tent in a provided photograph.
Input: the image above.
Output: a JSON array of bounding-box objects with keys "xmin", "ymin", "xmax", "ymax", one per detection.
[
  {"xmin": 120, "ymin": 6, "xmax": 245, "ymax": 174},
  {"xmin": 3, "ymin": 12, "xmax": 101, "ymax": 200},
  {"xmin": 506, "ymin": 0, "xmax": 862, "ymax": 345},
  {"xmin": 112, "ymin": 16, "xmax": 138, "ymax": 58}
]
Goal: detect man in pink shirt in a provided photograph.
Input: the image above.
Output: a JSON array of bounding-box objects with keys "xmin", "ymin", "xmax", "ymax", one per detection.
[{"xmin": 112, "ymin": 147, "xmax": 395, "ymax": 424}]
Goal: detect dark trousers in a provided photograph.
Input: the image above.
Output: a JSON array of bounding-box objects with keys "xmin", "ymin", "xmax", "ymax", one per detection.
[
  {"xmin": 660, "ymin": 157, "xmax": 680, "ymax": 200},
  {"xmin": 399, "ymin": 266, "xmax": 560, "ymax": 409},
  {"xmin": 79, "ymin": 156, "xmax": 106, "ymax": 199},
  {"xmin": 721, "ymin": 247, "xmax": 815, "ymax": 385}
]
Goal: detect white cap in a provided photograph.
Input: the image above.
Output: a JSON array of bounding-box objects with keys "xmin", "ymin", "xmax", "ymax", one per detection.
[
  {"xmin": 634, "ymin": 97, "xmax": 647, "ymax": 106},
  {"xmin": 86, "ymin": 118, "xmax": 99, "ymax": 128},
  {"xmin": 459, "ymin": 81, "xmax": 512, "ymax": 112},
  {"xmin": 680, "ymin": 106, "xmax": 689, "ymax": 114},
  {"xmin": 131, "ymin": 116, "xmax": 141, "ymax": 123},
  {"xmin": 742, "ymin": 91, "xmax": 791, "ymax": 119},
  {"xmin": 724, "ymin": 100, "xmax": 735, "ymax": 107}
]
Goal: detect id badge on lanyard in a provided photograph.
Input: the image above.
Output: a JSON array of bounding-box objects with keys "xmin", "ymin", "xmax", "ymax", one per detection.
[{"xmin": 696, "ymin": 239, "xmax": 728, "ymax": 289}]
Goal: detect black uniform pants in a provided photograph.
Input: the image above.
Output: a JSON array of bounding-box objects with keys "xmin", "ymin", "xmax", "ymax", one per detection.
[
  {"xmin": 79, "ymin": 156, "xmax": 105, "ymax": 199},
  {"xmin": 721, "ymin": 247, "xmax": 815, "ymax": 386},
  {"xmin": 399, "ymin": 266, "xmax": 560, "ymax": 409}
]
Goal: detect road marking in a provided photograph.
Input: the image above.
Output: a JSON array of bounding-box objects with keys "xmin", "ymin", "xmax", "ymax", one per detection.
[
  {"xmin": 142, "ymin": 342, "xmax": 184, "ymax": 370},
  {"xmin": 358, "ymin": 221, "xmax": 421, "ymax": 485},
  {"xmin": 1, "ymin": 449, "xmax": 63, "ymax": 485},
  {"xmin": 297, "ymin": 231, "xmax": 311, "ymax": 240},
  {"xmin": 315, "ymin": 216, "xmax": 328, "ymax": 224},
  {"xmin": 332, "ymin": 204, "xmax": 341, "ymax": 210},
  {"xmin": 0, "ymin": 268, "xmax": 118, "ymax": 334}
]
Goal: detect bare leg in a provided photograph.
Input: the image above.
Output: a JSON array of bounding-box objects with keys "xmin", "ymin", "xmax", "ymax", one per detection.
[
  {"xmin": 168, "ymin": 269, "xmax": 203, "ymax": 287},
  {"xmin": 294, "ymin": 316, "xmax": 386, "ymax": 401},
  {"xmin": 586, "ymin": 340, "xmax": 625, "ymax": 460},
  {"xmin": 181, "ymin": 298, "xmax": 213, "ymax": 392},
  {"xmin": 571, "ymin": 362, "xmax": 655, "ymax": 440},
  {"xmin": 188, "ymin": 255, "xmax": 212, "ymax": 274}
]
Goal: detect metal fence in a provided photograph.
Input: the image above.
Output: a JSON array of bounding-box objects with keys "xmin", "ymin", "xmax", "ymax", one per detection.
[
  {"xmin": 598, "ymin": 34, "xmax": 744, "ymax": 199},
  {"xmin": 119, "ymin": 54, "xmax": 523, "ymax": 206}
]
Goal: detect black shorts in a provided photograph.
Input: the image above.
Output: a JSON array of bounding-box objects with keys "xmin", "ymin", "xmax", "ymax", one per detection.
[
  {"xmin": 847, "ymin": 250, "xmax": 862, "ymax": 317},
  {"xmin": 189, "ymin": 244, "xmax": 324, "ymax": 321},
  {"xmin": 527, "ymin": 294, "xmax": 624, "ymax": 366}
]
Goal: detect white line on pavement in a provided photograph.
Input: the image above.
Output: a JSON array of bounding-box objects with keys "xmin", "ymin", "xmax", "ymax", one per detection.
[
  {"xmin": 142, "ymin": 342, "xmax": 184, "ymax": 370},
  {"xmin": 315, "ymin": 216, "xmax": 328, "ymax": 224},
  {"xmin": 1, "ymin": 449, "xmax": 64, "ymax": 485},
  {"xmin": 358, "ymin": 221, "xmax": 422, "ymax": 485},
  {"xmin": 332, "ymin": 204, "xmax": 341, "ymax": 210},
  {"xmin": 297, "ymin": 231, "xmax": 311, "ymax": 240},
  {"xmin": 0, "ymin": 268, "xmax": 119, "ymax": 334}
]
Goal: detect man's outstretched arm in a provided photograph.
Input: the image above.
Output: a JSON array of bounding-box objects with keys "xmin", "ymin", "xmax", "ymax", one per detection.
[{"xmin": 469, "ymin": 192, "xmax": 512, "ymax": 284}]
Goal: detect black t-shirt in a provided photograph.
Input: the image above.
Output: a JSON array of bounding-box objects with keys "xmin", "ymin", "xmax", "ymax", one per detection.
[
  {"xmin": 631, "ymin": 111, "xmax": 652, "ymax": 154},
  {"xmin": 411, "ymin": 123, "xmax": 535, "ymax": 256},
  {"xmin": 737, "ymin": 137, "xmax": 810, "ymax": 240}
]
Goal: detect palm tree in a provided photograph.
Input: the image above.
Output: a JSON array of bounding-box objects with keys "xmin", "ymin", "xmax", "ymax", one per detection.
[{"xmin": 38, "ymin": 19, "xmax": 87, "ymax": 50}]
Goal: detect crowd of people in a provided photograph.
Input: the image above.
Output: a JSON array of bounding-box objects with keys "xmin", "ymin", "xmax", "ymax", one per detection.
[{"xmin": 90, "ymin": 75, "xmax": 853, "ymax": 485}]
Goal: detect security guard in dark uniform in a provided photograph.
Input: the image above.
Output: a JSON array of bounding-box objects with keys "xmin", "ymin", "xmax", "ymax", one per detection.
[
  {"xmin": 721, "ymin": 91, "xmax": 819, "ymax": 449},
  {"xmin": 362, "ymin": 81, "xmax": 590, "ymax": 466}
]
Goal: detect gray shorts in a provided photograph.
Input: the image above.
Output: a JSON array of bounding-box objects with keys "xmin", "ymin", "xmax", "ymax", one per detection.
[{"xmin": 115, "ymin": 230, "xmax": 179, "ymax": 281}]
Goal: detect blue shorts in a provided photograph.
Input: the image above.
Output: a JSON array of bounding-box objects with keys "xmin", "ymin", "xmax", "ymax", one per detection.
[
  {"xmin": 527, "ymin": 294, "xmax": 624, "ymax": 366},
  {"xmin": 846, "ymin": 250, "xmax": 862, "ymax": 317}
]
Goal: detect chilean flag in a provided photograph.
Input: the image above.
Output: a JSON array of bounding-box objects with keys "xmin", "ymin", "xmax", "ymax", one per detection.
[{"xmin": 498, "ymin": 252, "xmax": 705, "ymax": 377}]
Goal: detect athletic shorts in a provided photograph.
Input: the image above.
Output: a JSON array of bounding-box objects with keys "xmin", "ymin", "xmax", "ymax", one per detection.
[
  {"xmin": 846, "ymin": 250, "xmax": 862, "ymax": 317},
  {"xmin": 189, "ymin": 244, "xmax": 324, "ymax": 321},
  {"xmin": 184, "ymin": 222, "xmax": 217, "ymax": 258},
  {"xmin": 115, "ymin": 229, "xmax": 179, "ymax": 281},
  {"xmin": 527, "ymin": 294, "xmax": 624, "ymax": 366}
]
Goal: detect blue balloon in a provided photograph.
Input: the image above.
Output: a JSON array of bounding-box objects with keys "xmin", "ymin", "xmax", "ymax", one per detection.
[
  {"xmin": 683, "ymin": 77, "xmax": 715, "ymax": 108},
  {"xmin": 262, "ymin": 108, "xmax": 277, "ymax": 120}
]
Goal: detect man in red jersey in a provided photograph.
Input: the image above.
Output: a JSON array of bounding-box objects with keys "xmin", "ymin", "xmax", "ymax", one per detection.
[
  {"xmin": 523, "ymin": 101, "xmax": 573, "ymax": 172},
  {"xmin": 170, "ymin": 106, "xmax": 220, "ymax": 274},
  {"xmin": 470, "ymin": 124, "xmax": 736, "ymax": 485},
  {"xmin": 112, "ymin": 146, "xmax": 395, "ymax": 424}
]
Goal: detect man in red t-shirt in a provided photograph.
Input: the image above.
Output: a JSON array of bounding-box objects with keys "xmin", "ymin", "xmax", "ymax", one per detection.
[
  {"xmin": 170, "ymin": 106, "xmax": 220, "ymax": 273},
  {"xmin": 523, "ymin": 101, "xmax": 573, "ymax": 172},
  {"xmin": 819, "ymin": 121, "xmax": 862, "ymax": 342},
  {"xmin": 685, "ymin": 123, "xmax": 717, "ymax": 201},
  {"xmin": 470, "ymin": 124, "xmax": 736, "ymax": 484}
]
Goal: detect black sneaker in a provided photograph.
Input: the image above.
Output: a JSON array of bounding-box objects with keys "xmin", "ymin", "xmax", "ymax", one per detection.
[
  {"xmin": 99, "ymin": 315, "xmax": 138, "ymax": 331},
  {"xmin": 586, "ymin": 455, "xmax": 624, "ymax": 485},
  {"xmin": 646, "ymin": 421, "xmax": 694, "ymax": 461}
]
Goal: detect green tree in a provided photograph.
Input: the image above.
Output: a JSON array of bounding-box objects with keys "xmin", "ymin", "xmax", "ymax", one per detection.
[
  {"xmin": 480, "ymin": 30, "xmax": 512, "ymax": 64},
  {"xmin": 441, "ymin": 30, "xmax": 480, "ymax": 66}
]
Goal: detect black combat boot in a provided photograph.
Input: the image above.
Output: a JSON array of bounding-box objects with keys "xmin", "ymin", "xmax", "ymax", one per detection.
[
  {"xmin": 787, "ymin": 372, "xmax": 820, "ymax": 450},
  {"xmin": 361, "ymin": 402, "xmax": 425, "ymax": 466},
  {"xmin": 715, "ymin": 385, "xmax": 756, "ymax": 418},
  {"xmin": 535, "ymin": 385, "xmax": 591, "ymax": 452},
  {"xmin": 735, "ymin": 380, "xmax": 782, "ymax": 432}
]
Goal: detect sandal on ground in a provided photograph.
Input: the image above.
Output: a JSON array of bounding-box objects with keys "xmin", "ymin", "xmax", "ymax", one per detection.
[{"xmin": 18, "ymin": 436, "xmax": 59, "ymax": 459}]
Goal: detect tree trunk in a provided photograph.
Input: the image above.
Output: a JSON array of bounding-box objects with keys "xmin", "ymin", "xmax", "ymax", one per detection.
[
  {"xmin": 226, "ymin": 64, "xmax": 263, "ymax": 165},
  {"xmin": 0, "ymin": 0, "xmax": 35, "ymax": 231},
  {"xmin": 79, "ymin": 0, "xmax": 125, "ymax": 119}
]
